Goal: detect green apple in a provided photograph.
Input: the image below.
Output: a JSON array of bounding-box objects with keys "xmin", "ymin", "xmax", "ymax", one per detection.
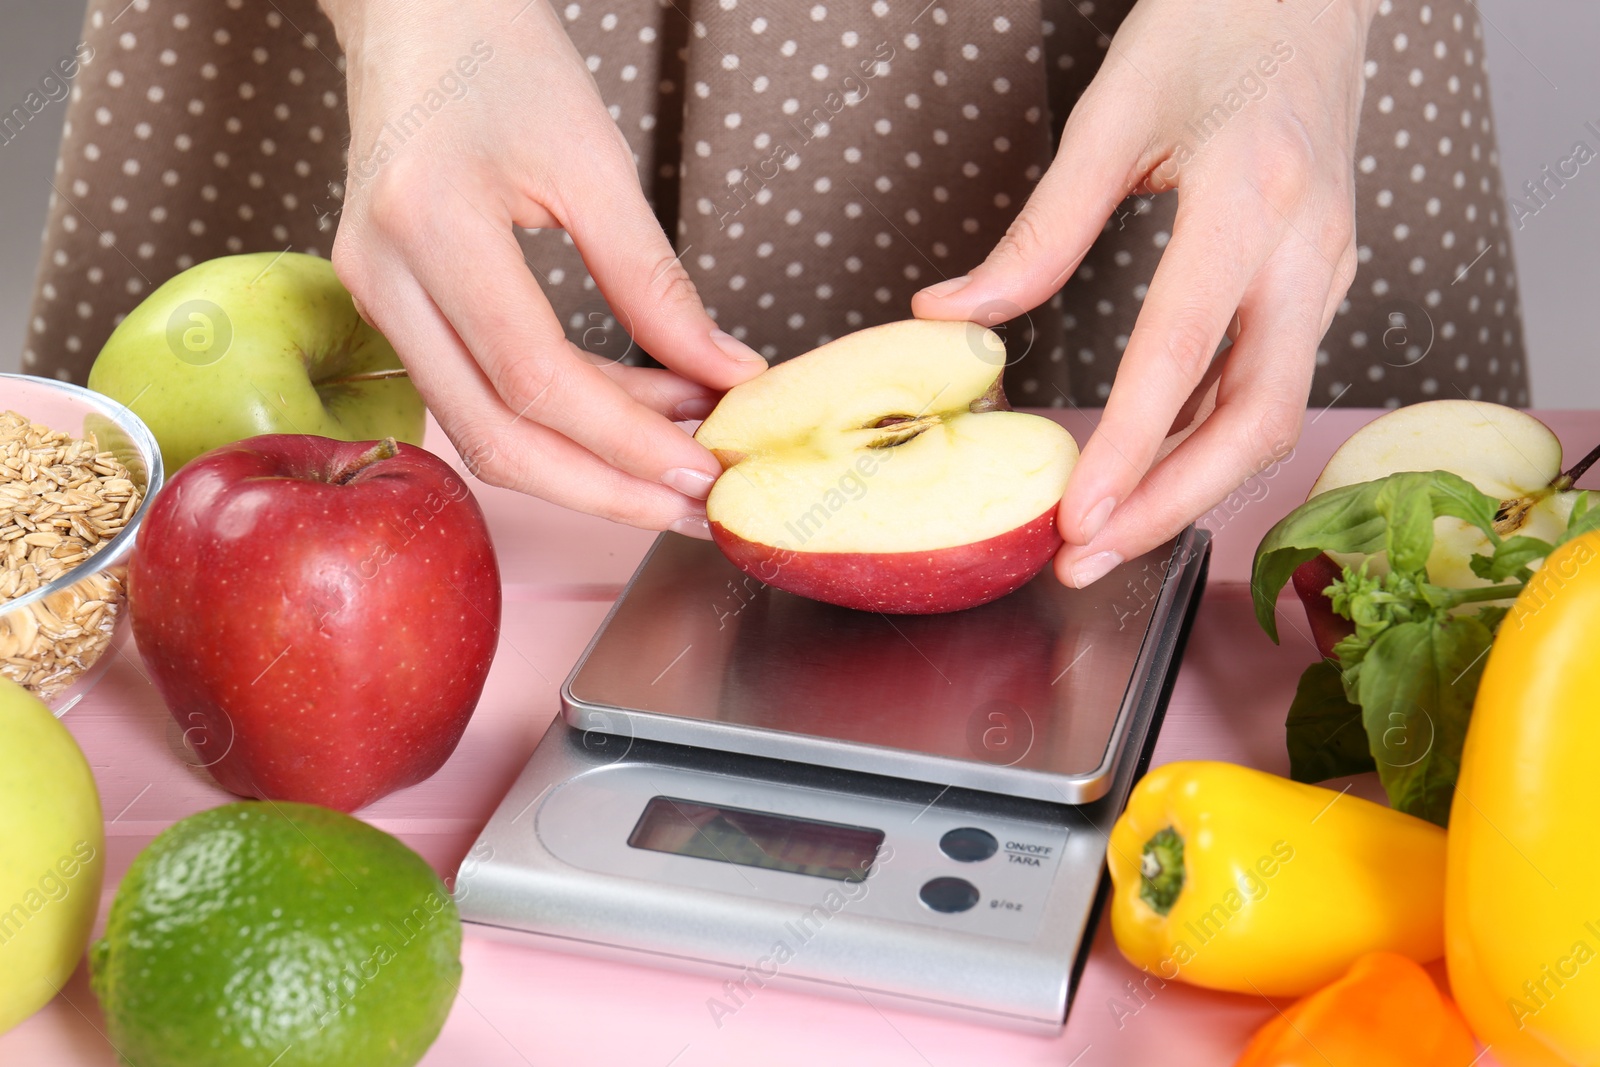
[
  {"xmin": 87, "ymin": 252, "xmax": 424, "ymax": 472},
  {"xmin": 0, "ymin": 677, "xmax": 105, "ymax": 1035}
]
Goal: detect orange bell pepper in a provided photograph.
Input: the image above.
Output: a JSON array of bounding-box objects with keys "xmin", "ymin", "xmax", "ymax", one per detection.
[{"xmin": 1234, "ymin": 952, "xmax": 1477, "ymax": 1067}]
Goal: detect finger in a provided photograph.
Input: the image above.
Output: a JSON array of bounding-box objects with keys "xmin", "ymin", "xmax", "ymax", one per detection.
[
  {"xmin": 1056, "ymin": 248, "xmax": 1328, "ymax": 586},
  {"xmin": 1056, "ymin": 192, "xmax": 1283, "ymax": 546},
  {"xmin": 1164, "ymin": 348, "xmax": 1226, "ymax": 441},
  {"xmin": 338, "ymin": 239, "xmax": 713, "ymax": 531},
  {"xmin": 1321, "ymin": 242, "xmax": 1358, "ymax": 332},
  {"xmin": 592, "ymin": 362, "xmax": 721, "ymax": 421},
  {"xmin": 403, "ymin": 186, "xmax": 726, "ymax": 496},
  {"xmin": 910, "ymin": 87, "xmax": 1150, "ymax": 320},
  {"xmin": 559, "ymin": 128, "xmax": 768, "ymax": 390}
]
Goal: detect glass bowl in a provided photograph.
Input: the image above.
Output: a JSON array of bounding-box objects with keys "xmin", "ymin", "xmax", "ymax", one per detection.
[{"xmin": 0, "ymin": 373, "xmax": 164, "ymax": 716}]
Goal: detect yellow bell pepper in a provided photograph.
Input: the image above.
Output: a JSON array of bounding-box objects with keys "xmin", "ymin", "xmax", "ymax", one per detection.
[
  {"xmin": 1108, "ymin": 760, "xmax": 1447, "ymax": 997},
  {"xmin": 1447, "ymin": 531, "xmax": 1600, "ymax": 1066}
]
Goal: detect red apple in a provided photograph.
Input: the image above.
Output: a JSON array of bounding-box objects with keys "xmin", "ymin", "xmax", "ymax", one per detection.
[
  {"xmin": 695, "ymin": 319, "xmax": 1079, "ymax": 614},
  {"xmin": 1291, "ymin": 552, "xmax": 1354, "ymax": 659},
  {"xmin": 130, "ymin": 434, "xmax": 500, "ymax": 811},
  {"xmin": 1291, "ymin": 400, "xmax": 1578, "ymax": 656}
]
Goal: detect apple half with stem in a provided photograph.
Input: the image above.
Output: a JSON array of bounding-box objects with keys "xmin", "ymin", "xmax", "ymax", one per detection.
[
  {"xmin": 1293, "ymin": 399, "xmax": 1588, "ymax": 656},
  {"xmin": 695, "ymin": 319, "xmax": 1079, "ymax": 614}
]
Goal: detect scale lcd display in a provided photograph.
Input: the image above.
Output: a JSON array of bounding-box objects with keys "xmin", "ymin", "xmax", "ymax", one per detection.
[{"xmin": 627, "ymin": 796, "xmax": 885, "ymax": 883}]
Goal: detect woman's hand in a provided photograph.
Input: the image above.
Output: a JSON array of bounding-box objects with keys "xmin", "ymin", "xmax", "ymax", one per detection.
[
  {"xmin": 320, "ymin": 0, "xmax": 767, "ymax": 535},
  {"xmin": 914, "ymin": 0, "xmax": 1378, "ymax": 585}
]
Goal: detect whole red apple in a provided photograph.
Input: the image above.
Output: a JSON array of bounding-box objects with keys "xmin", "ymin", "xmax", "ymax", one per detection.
[{"xmin": 130, "ymin": 434, "xmax": 500, "ymax": 811}]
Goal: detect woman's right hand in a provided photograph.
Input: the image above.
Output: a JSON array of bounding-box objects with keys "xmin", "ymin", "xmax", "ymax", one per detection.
[{"xmin": 319, "ymin": 0, "xmax": 767, "ymax": 534}]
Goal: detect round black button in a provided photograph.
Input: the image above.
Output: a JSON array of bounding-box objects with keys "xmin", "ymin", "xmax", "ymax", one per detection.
[
  {"xmin": 919, "ymin": 876, "xmax": 980, "ymax": 914},
  {"xmin": 939, "ymin": 827, "xmax": 999, "ymax": 863}
]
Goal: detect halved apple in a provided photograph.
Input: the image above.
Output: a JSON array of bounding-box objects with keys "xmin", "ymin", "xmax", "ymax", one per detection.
[
  {"xmin": 1294, "ymin": 399, "xmax": 1580, "ymax": 655},
  {"xmin": 695, "ymin": 319, "xmax": 1079, "ymax": 614}
]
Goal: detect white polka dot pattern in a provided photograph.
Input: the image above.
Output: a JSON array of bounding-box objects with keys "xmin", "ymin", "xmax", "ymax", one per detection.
[
  {"xmin": 26, "ymin": 0, "xmax": 348, "ymax": 378},
  {"xmin": 673, "ymin": 2, "xmax": 1054, "ymax": 365},
  {"xmin": 1331, "ymin": 0, "xmax": 1527, "ymax": 406},
  {"xmin": 26, "ymin": 0, "xmax": 1527, "ymax": 411},
  {"xmin": 1028, "ymin": 0, "xmax": 1524, "ymax": 407}
]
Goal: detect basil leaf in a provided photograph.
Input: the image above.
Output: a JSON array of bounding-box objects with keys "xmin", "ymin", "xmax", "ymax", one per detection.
[
  {"xmin": 1424, "ymin": 472, "xmax": 1504, "ymax": 543},
  {"xmin": 1354, "ymin": 615, "xmax": 1492, "ymax": 826},
  {"xmin": 1250, "ymin": 471, "xmax": 1502, "ymax": 643},
  {"xmin": 1468, "ymin": 535, "xmax": 1555, "ymax": 583},
  {"xmin": 1475, "ymin": 604, "xmax": 1510, "ymax": 632},
  {"xmin": 1333, "ymin": 631, "xmax": 1368, "ymax": 704},
  {"xmin": 1285, "ymin": 659, "xmax": 1376, "ymax": 783},
  {"xmin": 1252, "ymin": 481, "xmax": 1391, "ymax": 642},
  {"xmin": 1376, "ymin": 473, "xmax": 1438, "ymax": 576},
  {"xmin": 1554, "ymin": 490, "xmax": 1600, "ymax": 552},
  {"xmin": 1570, "ymin": 490, "xmax": 1591, "ymax": 529}
]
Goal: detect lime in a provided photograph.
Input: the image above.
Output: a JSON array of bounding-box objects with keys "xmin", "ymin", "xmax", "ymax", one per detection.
[{"xmin": 91, "ymin": 802, "xmax": 460, "ymax": 1067}]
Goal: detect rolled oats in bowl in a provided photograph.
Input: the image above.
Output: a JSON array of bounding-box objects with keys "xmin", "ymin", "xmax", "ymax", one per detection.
[{"xmin": 0, "ymin": 375, "xmax": 164, "ymax": 713}]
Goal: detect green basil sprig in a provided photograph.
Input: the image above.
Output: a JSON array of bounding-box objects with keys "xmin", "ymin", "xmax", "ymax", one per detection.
[{"xmin": 1252, "ymin": 470, "xmax": 1594, "ymax": 826}]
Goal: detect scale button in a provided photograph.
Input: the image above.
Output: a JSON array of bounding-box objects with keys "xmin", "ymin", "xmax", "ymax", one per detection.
[
  {"xmin": 939, "ymin": 827, "xmax": 999, "ymax": 863},
  {"xmin": 919, "ymin": 876, "xmax": 980, "ymax": 914}
]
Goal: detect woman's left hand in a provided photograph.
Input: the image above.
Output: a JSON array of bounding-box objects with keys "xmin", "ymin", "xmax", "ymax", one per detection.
[{"xmin": 914, "ymin": 0, "xmax": 1378, "ymax": 586}]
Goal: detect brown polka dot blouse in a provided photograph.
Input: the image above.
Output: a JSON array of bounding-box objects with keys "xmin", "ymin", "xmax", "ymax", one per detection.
[{"xmin": 24, "ymin": 0, "xmax": 1528, "ymax": 410}]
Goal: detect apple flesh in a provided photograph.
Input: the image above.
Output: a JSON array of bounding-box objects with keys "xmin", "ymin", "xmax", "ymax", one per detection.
[
  {"xmin": 130, "ymin": 434, "xmax": 500, "ymax": 812},
  {"xmin": 695, "ymin": 319, "xmax": 1079, "ymax": 614},
  {"xmin": 88, "ymin": 252, "xmax": 425, "ymax": 473},
  {"xmin": 1294, "ymin": 400, "xmax": 1579, "ymax": 656}
]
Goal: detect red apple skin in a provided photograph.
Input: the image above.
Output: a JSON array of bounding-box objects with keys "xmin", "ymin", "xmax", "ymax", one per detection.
[
  {"xmin": 129, "ymin": 434, "xmax": 501, "ymax": 812},
  {"xmin": 1291, "ymin": 552, "xmax": 1355, "ymax": 660},
  {"xmin": 710, "ymin": 509, "xmax": 1061, "ymax": 614}
]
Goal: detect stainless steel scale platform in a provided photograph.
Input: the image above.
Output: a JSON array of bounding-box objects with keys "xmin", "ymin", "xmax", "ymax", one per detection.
[{"xmin": 456, "ymin": 526, "xmax": 1210, "ymax": 1033}]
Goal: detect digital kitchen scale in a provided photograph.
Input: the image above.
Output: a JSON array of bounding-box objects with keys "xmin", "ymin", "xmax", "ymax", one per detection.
[{"xmin": 456, "ymin": 526, "xmax": 1210, "ymax": 1033}]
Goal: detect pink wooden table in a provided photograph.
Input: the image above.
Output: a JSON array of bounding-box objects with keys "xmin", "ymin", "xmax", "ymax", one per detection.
[{"xmin": 13, "ymin": 408, "xmax": 1582, "ymax": 1066}]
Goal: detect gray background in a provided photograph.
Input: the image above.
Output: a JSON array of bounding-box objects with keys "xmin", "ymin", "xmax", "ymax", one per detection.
[{"xmin": 3, "ymin": 1, "xmax": 1594, "ymax": 405}]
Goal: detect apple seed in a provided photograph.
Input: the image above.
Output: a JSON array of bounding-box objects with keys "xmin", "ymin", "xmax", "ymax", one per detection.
[{"xmin": 866, "ymin": 414, "xmax": 941, "ymax": 449}]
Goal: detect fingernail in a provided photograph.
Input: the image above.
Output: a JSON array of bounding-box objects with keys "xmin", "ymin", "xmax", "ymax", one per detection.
[
  {"xmin": 670, "ymin": 513, "xmax": 712, "ymax": 540},
  {"xmin": 672, "ymin": 397, "xmax": 717, "ymax": 421},
  {"xmin": 1069, "ymin": 550, "xmax": 1123, "ymax": 588},
  {"xmin": 710, "ymin": 328, "xmax": 767, "ymax": 364},
  {"xmin": 1079, "ymin": 496, "xmax": 1116, "ymax": 543},
  {"xmin": 663, "ymin": 467, "xmax": 717, "ymax": 499},
  {"xmin": 918, "ymin": 274, "xmax": 972, "ymax": 299}
]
